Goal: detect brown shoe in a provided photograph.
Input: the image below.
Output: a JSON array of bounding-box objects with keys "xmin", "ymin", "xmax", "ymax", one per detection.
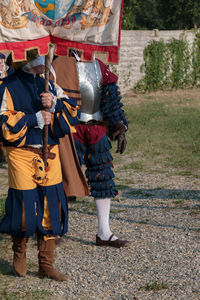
[{"xmin": 96, "ymin": 234, "xmax": 130, "ymax": 248}]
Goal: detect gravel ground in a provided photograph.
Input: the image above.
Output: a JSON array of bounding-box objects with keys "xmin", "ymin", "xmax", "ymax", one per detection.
[{"xmin": 0, "ymin": 164, "xmax": 200, "ymax": 300}]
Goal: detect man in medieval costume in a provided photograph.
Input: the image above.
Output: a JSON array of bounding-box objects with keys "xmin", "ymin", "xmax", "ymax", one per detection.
[
  {"xmin": 51, "ymin": 51, "xmax": 130, "ymax": 248},
  {"xmin": 0, "ymin": 52, "xmax": 13, "ymax": 162},
  {"xmin": 0, "ymin": 50, "xmax": 79, "ymax": 281}
]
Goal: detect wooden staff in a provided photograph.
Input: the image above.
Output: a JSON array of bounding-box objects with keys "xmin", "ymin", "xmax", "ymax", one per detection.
[{"xmin": 42, "ymin": 53, "xmax": 50, "ymax": 168}]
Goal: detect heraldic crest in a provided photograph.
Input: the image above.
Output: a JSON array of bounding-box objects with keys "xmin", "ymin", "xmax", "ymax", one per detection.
[{"xmin": 0, "ymin": 0, "xmax": 113, "ymax": 30}]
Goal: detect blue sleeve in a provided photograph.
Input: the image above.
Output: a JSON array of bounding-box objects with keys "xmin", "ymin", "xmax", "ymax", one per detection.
[{"xmin": 101, "ymin": 82, "xmax": 128, "ymax": 132}]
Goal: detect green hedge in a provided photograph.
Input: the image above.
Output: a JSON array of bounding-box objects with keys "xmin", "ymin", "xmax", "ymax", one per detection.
[{"xmin": 134, "ymin": 32, "xmax": 200, "ymax": 92}]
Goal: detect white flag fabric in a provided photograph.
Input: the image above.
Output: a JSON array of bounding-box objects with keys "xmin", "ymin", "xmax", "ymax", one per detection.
[{"xmin": 0, "ymin": 0, "xmax": 123, "ymax": 63}]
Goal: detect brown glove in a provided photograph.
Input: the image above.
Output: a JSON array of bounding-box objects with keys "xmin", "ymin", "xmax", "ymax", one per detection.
[{"xmin": 109, "ymin": 121, "xmax": 127, "ymax": 154}]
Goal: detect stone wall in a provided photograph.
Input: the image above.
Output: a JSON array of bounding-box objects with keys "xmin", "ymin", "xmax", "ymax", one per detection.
[{"xmin": 101, "ymin": 30, "xmax": 196, "ymax": 93}]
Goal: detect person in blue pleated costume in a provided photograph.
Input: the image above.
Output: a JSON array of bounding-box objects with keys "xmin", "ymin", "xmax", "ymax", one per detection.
[{"xmin": 0, "ymin": 49, "xmax": 79, "ymax": 281}]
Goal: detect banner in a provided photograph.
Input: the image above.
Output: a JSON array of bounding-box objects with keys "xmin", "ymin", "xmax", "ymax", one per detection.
[{"xmin": 0, "ymin": 0, "xmax": 123, "ymax": 63}]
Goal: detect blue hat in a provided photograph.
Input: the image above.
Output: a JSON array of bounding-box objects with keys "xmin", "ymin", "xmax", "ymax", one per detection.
[{"xmin": 0, "ymin": 53, "xmax": 6, "ymax": 60}]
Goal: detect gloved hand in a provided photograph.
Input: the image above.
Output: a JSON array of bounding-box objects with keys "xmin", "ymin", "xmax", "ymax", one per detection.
[{"xmin": 109, "ymin": 121, "xmax": 127, "ymax": 154}]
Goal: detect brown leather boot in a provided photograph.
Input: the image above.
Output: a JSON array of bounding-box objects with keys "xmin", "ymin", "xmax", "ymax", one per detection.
[
  {"xmin": 12, "ymin": 236, "xmax": 28, "ymax": 277},
  {"xmin": 38, "ymin": 237, "xmax": 67, "ymax": 281}
]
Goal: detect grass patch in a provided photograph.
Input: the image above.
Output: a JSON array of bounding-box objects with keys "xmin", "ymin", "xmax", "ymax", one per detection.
[
  {"xmin": 127, "ymin": 190, "xmax": 153, "ymax": 197},
  {"xmin": 138, "ymin": 219, "xmax": 149, "ymax": 224},
  {"xmin": 176, "ymin": 170, "xmax": 199, "ymax": 177},
  {"xmin": 113, "ymin": 197, "xmax": 127, "ymax": 202},
  {"xmin": 69, "ymin": 200, "xmax": 96, "ymax": 214},
  {"xmin": 0, "ymin": 196, "xmax": 6, "ymax": 218},
  {"xmin": 121, "ymin": 178, "xmax": 135, "ymax": 185},
  {"xmin": 115, "ymin": 184, "xmax": 129, "ymax": 191},
  {"xmin": 0, "ymin": 288, "xmax": 52, "ymax": 300},
  {"xmin": 110, "ymin": 208, "xmax": 126, "ymax": 213},
  {"xmin": 68, "ymin": 199, "xmax": 125, "ymax": 214},
  {"xmin": 189, "ymin": 208, "xmax": 200, "ymax": 216},
  {"xmin": 0, "ymin": 236, "xmax": 11, "ymax": 250},
  {"xmin": 173, "ymin": 199, "xmax": 185, "ymax": 206},
  {"xmin": 140, "ymin": 281, "xmax": 169, "ymax": 291},
  {"xmin": 121, "ymin": 161, "xmax": 144, "ymax": 171},
  {"xmin": 119, "ymin": 91, "xmax": 200, "ymax": 175}
]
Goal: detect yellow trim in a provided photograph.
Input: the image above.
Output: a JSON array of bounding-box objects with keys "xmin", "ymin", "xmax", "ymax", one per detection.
[
  {"xmin": 1, "ymin": 111, "xmax": 27, "ymax": 144},
  {"xmin": 5, "ymin": 111, "xmax": 25, "ymax": 127},
  {"xmin": 17, "ymin": 136, "xmax": 27, "ymax": 147},
  {"xmin": 2, "ymin": 123, "xmax": 27, "ymax": 143},
  {"xmin": 42, "ymin": 195, "xmax": 52, "ymax": 231},
  {"xmin": 43, "ymin": 198, "xmax": 61, "ymax": 239},
  {"xmin": 62, "ymin": 112, "xmax": 76, "ymax": 133},
  {"xmin": 44, "ymin": 235, "xmax": 56, "ymax": 241},
  {"xmin": 5, "ymin": 87, "xmax": 14, "ymax": 111},
  {"xmin": 50, "ymin": 114, "xmax": 54, "ymax": 131},
  {"xmin": 64, "ymin": 102, "xmax": 77, "ymax": 117}
]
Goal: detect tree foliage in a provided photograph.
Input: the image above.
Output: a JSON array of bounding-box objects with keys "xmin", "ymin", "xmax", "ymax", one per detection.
[{"xmin": 122, "ymin": 0, "xmax": 200, "ymax": 30}]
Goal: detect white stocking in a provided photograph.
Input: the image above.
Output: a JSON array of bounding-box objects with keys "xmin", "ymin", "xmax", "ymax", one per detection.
[{"xmin": 95, "ymin": 198, "xmax": 118, "ymax": 241}]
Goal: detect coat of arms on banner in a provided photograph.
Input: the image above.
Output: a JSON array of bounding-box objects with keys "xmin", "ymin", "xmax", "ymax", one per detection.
[
  {"xmin": 0, "ymin": 0, "xmax": 113, "ymax": 30},
  {"xmin": 34, "ymin": 0, "xmax": 75, "ymax": 20}
]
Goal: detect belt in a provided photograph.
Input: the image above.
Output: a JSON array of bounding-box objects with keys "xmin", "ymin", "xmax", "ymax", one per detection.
[{"xmin": 21, "ymin": 145, "xmax": 56, "ymax": 160}]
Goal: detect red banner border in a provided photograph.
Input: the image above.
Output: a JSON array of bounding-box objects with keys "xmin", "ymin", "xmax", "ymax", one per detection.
[{"xmin": 0, "ymin": 0, "xmax": 124, "ymax": 64}]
